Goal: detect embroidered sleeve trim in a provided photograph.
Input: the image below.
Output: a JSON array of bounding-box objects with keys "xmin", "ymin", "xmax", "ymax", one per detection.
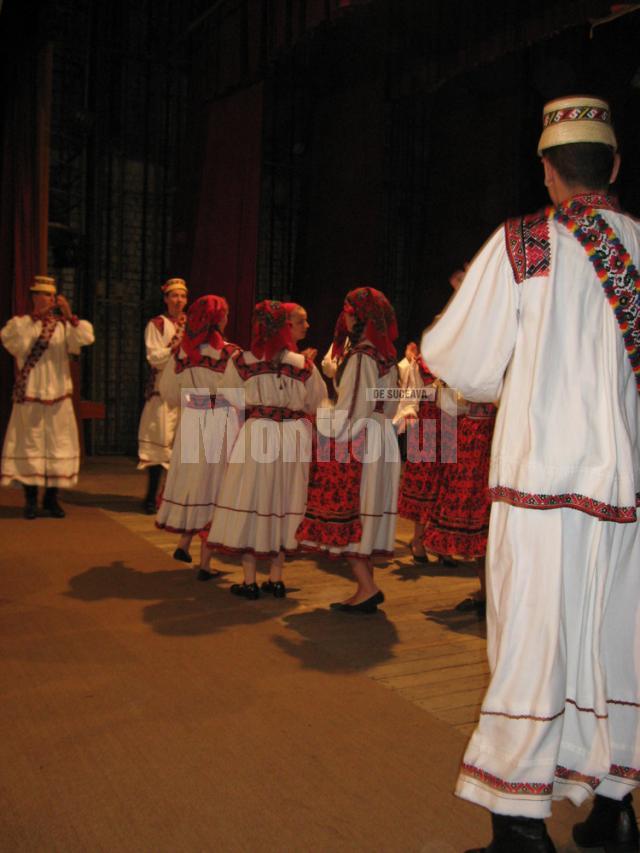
[
  {"xmin": 489, "ymin": 485, "xmax": 637, "ymax": 523},
  {"xmin": 504, "ymin": 210, "xmax": 551, "ymax": 284}
]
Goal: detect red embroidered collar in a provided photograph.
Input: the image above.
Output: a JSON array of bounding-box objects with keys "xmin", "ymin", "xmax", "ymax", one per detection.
[{"xmin": 564, "ymin": 193, "xmax": 620, "ymax": 212}]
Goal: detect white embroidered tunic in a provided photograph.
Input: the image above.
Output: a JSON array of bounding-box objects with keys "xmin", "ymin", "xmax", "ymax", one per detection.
[
  {"xmin": 137, "ymin": 314, "xmax": 185, "ymax": 469},
  {"xmin": 155, "ymin": 342, "xmax": 240, "ymax": 535},
  {"xmin": 1, "ymin": 314, "xmax": 95, "ymax": 487},
  {"xmin": 421, "ymin": 201, "xmax": 640, "ymax": 522},
  {"xmin": 207, "ymin": 350, "xmax": 327, "ymax": 557}
]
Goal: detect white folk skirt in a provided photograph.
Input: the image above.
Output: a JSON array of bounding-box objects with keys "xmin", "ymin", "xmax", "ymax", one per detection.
[
  {"xmin": 1, "ymin": 397, "xmax": 80, "ymax": 488},
  {"xmin": 207, "ymin": 417, "xmax": 313, "ymax": 558},
  {"xmin": 137, "ymin": 396, "xmax": 179, "ymax": 470},
  {"xmin": 456, "ymin": 502, "xmax": 640, "ymax": 818}
]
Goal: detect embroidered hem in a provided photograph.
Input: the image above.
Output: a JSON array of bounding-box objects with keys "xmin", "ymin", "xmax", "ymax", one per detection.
[
  {"xmin": 155, "ymin": 522, "xmax": 207, "ymax": 535},
  {"xmin": 489, "ymin": 485, "xmax": 637, "ymax": 522},
  {"xmin": 298, "ymin": 543, "xmax": 394, "ymax": 561},
  {"xmin": 296, "ymin": 516, "xmax": 363, "ymax": 549}
]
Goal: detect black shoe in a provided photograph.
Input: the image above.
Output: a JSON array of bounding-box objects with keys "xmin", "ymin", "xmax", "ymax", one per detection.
[
  {"xmin": 410, "ymin": 545, "xmax": 429, "ymax": 564},
  {"xmin": 23, "ymin": 503, "xmax": 37, "ymax": 520},
  {"xmin": 465, "ymin": 813, "xmax": 556, "ymax": 853},
  {"xmin": 196, "ymin": 568, "xmax": 220, "ymax": 581},
  {"xmin": 331, "ymin": 590, "xmax": 384, "ymax": 613},
  {"xmin": 261, "ymin": 580, "xmax": 286, "ymax": 598},
  {"xmin": 173, "ymin": 548, "xmax": 192, "ymax": 563},
  {"xmin": 144, "ymin": 499, "xmax": 157, "ymax": 515},
  {"xmin": 42, "ymin": 488, "xmax": 65, "ymax": 518},
  {"xmin": 573, "ymin": 793, "xmax": 639, "ymax": 852},
  {"xmin": 455, "ymin": 596, "xmax": 486, "ymax": 617},
  {"xmin": 230, "ymin": 582, "xmax": 260, "ymax": 600}
]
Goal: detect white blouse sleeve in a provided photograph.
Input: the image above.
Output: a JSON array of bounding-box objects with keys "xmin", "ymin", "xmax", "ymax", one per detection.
[
  {"xmin": 303, "ymin": 364, "xmax": 329, "ymax": 414},
  {"xmin": 0, "ymin": 316, "xmax": 40, "ymax": 360},
  {"xmin": 217, "ymin": 356, "xmax": 245, "ymax": 409},
  {"xmin": 66, "ymin": 319, "xmax": 95, "ymax": 355},
  {"xmin": 320, "ymin": 344, "xmax": 338, "ymax": 379},
  {"xmin": 394, "ymin": 358, "xmax": 422, "ymax": 422},
  {"xmin": 318, "ymin": 352, "xmax": 379, "ymax": 440},
  {"xmin": 421, "ymin": 227, "xmax": 518, "ymax": 402},
  {"xmin": 145, "ymin": 320, "xmax": 172, "ymax": 369}
]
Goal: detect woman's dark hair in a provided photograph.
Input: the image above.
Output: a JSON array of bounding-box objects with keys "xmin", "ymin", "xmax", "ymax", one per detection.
[{"xmin": 542, "ymin": 142, "xmax": 615, "ymax": 190}]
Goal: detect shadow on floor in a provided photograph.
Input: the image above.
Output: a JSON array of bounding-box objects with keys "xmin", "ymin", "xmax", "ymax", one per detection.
[
  {"xmin": 65, "ymin": 559, "xmax": 299, "ymax": 637},
  {"xmin": 62, "ymin": 491, "xmax": 146, "ymax": 513},
  {"xmin": 423, "ymin": 606, "xmax": 487, "ymax": 640},
  {"xmin": 273, "ymin": 606, "xmax": 399, "ymax": 672}
]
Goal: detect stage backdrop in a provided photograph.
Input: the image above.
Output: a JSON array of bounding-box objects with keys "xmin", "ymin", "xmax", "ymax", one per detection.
[{"xmin": 186, "ymin": 83, "xmax": 264, "ymax": 350}]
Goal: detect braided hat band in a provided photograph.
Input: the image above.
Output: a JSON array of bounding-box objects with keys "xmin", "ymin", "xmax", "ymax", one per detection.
[{"xmin": 538, "ymin": 95, "xmax": 617, "ymax": 155}]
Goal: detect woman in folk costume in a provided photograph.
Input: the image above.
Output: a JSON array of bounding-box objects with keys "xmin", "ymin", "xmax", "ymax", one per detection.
[
  {"xmin": 155, "ymin": 295, "xmax": 240, "ymax": 579},
  {"xmin": 297, "ymin": 287, "xmax": 401, "ymax": 613},
  {"xmin": 395, "ymin": 348, "xmax": 449, "ymax": 564},
  {"xmin": 1, "ymin": 275, "xmax": 94, "ymax": 518},
  {"xmin": 207, "ymin": 299, "xmax": 326, "ymax": 599},
  {"xmin": 137, "ymin": 278, "xmax": 188, "ymax": 513},
  {"xmin": 422, "ymin": 393, "xmax": 497, "ymax": 615}
]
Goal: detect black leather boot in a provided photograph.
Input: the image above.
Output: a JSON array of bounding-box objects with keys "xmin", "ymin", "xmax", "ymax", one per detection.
[
  {"xmin": 573, "ymin": 793, "xmax": 639, "ymax": 852},
  {"xmin": 465, "ymin": 813, "xmax": 557, "ymax": 853},
  {"xmin": 144, "ymin": 465, "xmax": 162, "ymax": 514},
  {"xmin": 23, "ymin": 485, "xmax": 38, "ymax": 519},
  {"xmin": 43, "ymin": 487, "xmax": 66, "ymax": 518}
]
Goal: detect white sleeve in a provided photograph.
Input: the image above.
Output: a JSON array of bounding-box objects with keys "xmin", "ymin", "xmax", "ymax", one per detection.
[
  {"xmin": 318, "ymin": 352, "xmax": 379, "ymax": 440},
  {"xmin": 66, "ymin": 319, "xmax": 95, "ymax": 355},
  {"xmin": 420, "ymin": 227, "xmax": 518, "ymax": 402},
  {"xmin": 320, "ymin": 344, "xmax": 338, "ymax": 379},
  {"xmin": 303, "ymin": 365, "xmax": 329, "ymax": 414},
  {"xmin": 158, "ymin": 355, "xmax": 182, "ymax": 407},
  {"xmin": 0, "ymin": 316, "xmax": 40, "ymax": 360},
  {"xmin": 145, "ymin": 321, "xmax": 172, "ymax": 368},
  {"xmin": 217, "ymin": 357, "xmax": 245, "ymax": 409},
  {"xmin": 394, "ymin": 359, "xmax": 421, "ymax": 422}
]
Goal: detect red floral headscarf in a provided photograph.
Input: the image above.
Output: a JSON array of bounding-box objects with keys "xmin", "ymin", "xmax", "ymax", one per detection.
[
  {"xmin": 333, "ymin": 286, "xmax": 398, "ymax": 360},
  {"xmin": 181, "ymin": 295, "xmax": 228, "ymax": 364},
  {"xmin": 250, "ymin": 300, "xmax": 295, "ymax": 360}
]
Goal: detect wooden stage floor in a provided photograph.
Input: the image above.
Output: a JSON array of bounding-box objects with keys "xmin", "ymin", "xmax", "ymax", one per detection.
[{"xmin": 0, "ymin": 457, "xmax": 592, "ymax": 852}]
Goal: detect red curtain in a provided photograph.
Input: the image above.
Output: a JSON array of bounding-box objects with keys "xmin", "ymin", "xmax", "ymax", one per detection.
[
  {"xmin": 187, "ymin": 84, "xmax": 264, "ymax": 349},
  {"xmin": 0, "ymin": 2, "xmax": 48, "ymax": 442}
]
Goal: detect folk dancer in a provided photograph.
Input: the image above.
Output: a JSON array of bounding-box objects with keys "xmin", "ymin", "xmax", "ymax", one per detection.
[
  {"xmin": 422, "ymin": 96, "xmax": 640, "ymax": 853},
  {"xmin": 155, "ymin": 295, "xmax": 240, "ymax": 578},
  {"xmin": 207, "ymin": 300, "xmax": 326, "ymax": 599},
  {"xmin": 138, "ymin": 278, "xmax": 187, "ymax": 513},
  {"xmin": 297, "ymin": 287, "xmax": 401, "ymax": 613},
  {"xmin": 1, "ymin": 275, "xmax": 94, "ymax": 518}
]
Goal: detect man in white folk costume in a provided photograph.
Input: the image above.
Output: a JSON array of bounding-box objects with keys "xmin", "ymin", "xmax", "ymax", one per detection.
[
  {"xmin": 138, "ymin": 277, "xmax": 188, "ymax": 513},
  {"xmin": 1, "ymin": 275, "xmax": 95, "ymax": 518},
  {"xmin": 422, "ymin": 97, "xmax": 640, "ymax": 853}
]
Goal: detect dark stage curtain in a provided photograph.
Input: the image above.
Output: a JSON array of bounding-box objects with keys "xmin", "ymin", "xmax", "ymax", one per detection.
[
  {"xmin": 0, "ymin": 1, "xmax": 50, "ymax": 442},
  {"xmin": 187, "ymin": 84, "xmax": 264, "ymax": 349}
]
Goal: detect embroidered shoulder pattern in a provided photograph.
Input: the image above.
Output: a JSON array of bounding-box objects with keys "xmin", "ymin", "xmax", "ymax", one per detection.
[
  {"xmin": 150, "ymin": 315, "xmax": 165, "ymax": 334},
  {"xmin": 174, "ymin": 343, "xmax": 240, "ymax": 374},
  {"xmin": 351, "ymin": 343, "xmax": 397, "ymax": 378},
  {"xmin": 505, "ymin": 211, "xmax": 551, "ymax": 284},
  {"xmin": 233, "ymin": 352, "xmax": 314, "ymax": 382}
]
